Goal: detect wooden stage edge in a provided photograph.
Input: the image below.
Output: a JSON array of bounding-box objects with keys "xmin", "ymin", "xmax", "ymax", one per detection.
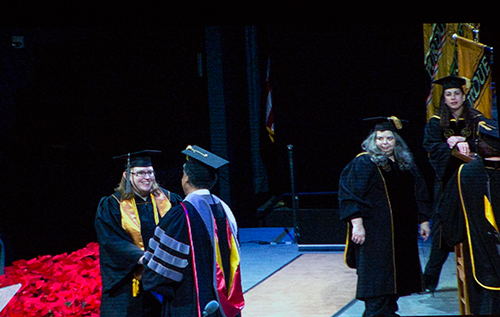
[{"xmin": 243, "ymin": 252, "xmax": 357, "ymax": 317}]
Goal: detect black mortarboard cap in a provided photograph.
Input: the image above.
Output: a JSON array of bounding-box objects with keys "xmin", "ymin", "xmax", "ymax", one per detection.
[
  {"xmin": 182, "ymin": 145, "xmax": 229, "ymax": 169},
  {"xmin": 432, "ymin": 75, "xmax": 467, "ymax": 90},
  {"xmin": 478, "ymin": 119, "xmax": 500, "ymax": 151},
  {"xmin": 113, "ymin": 150, "xmax": 161, "ymax": 193},
  {"xmin": 113, "ymin": 150, "xmax": 161, "ymax": 168},
  {"xmin": 363, "ymin": 116, "xmax": 406, "ymax": 133}
]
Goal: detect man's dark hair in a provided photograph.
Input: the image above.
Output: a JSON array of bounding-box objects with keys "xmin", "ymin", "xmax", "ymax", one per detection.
[{"xmin": 184, "ymin": 160, "xmax": 218, "ymax": 190}]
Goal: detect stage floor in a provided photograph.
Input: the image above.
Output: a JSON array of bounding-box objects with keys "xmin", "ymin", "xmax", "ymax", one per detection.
[{"xmin": 239, "ymin": 228, "xmax": 461, "ymax": 317}]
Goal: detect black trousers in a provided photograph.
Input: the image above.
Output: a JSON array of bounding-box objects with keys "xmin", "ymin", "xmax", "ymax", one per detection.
[
  {"xmin": 362, "ymin": 295, "xmax": 399, "ymax": 317},
  {"xmin": 423, "ymin": 222, "xmax": 454, "ymax": 285}
]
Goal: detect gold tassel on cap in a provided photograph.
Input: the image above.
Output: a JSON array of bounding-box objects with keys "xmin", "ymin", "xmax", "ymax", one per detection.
[
  {"xmin": 132, "ymin": 277, "xmax": 140, "ymax": 297},
  {"xmin": 185, "ymin": 145, "xmax": 208, "ymax": 157},
  {"xmin": 388, "ymin": 116, "xmax": 403, "ymax": 130},
  {"xmin": 132, "ymin": 270, "xmax": 143, "ymax": 297},
  {"xmin": 462, "ymin": 77, "xmax": 471, "ymax": 89}
]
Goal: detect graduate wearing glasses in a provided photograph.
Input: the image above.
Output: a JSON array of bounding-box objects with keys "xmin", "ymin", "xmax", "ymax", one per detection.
[{"xmin": 95, "ymin": 150, "xmax": 182, "ymax": 317}]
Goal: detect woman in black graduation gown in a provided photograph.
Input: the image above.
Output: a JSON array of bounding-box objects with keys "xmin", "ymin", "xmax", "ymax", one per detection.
[
  {"xmin": 339, "ymin": 117, "xmax": 431, "ymax": 317},
  {"xmin": 422, "ymin": 75, "xmax": 485, "ymax": 291},
  {"xmin": 95, "ymin": 151, "xmax": 182, "ymax": 317}
]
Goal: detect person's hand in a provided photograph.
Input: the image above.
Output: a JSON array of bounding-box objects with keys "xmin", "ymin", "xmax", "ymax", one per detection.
[
  {"xmin": 420, "ymin": 221, "xmax": 431, "ymax": 242},
  {"xmin": 447, "ymin": 136, "xmax": 466, "ymax": 149},
  {"xmin": 351, "ymin": 217, "xmax": 366, "ymax": 245},
  {"xmin": 456, "ymin": 141, "xmax": 470, "ymax": 156}
]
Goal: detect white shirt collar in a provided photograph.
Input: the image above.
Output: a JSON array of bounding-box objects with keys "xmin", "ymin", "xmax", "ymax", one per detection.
[{"xmin": 188, "ymin": 189, "xmax": 211, "ymax": 196}]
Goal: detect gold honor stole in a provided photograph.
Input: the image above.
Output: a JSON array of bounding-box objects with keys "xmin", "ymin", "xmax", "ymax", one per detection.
[{"xmin": 118, "ymin": 190, "xmax": 172, "ymax": 296}]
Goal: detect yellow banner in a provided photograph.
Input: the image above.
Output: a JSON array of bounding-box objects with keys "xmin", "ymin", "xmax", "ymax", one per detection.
[
  {"xmin": 423, "ymin": 23, "xmax": 480, "ymax": 120},
  {"xmin": 455, "ymin": 35, "xmax": 492, "ymax": 118}
]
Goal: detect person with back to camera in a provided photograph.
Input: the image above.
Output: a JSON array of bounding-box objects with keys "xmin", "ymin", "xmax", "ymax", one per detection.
[
  {"xmin": 142, "ymin": 145, "xmax": 245, "ymax": 317},
  {"xmin": 438, "ymin": 118, "xmax": 500, "ymax": 315},
  {"xmin": 339, "ymin": 116, "xmax": 431, "ymax": 317},
  {"xmin": 422, "ymin": 75, "xmax": 486, "ymax": 291},
  {"xmin": 95, "ymin": 150, "xmax": 182, "ymax": 317}
]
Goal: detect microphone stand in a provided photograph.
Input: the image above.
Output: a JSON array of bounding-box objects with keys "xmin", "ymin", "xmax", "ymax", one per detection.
[{"xmin": 288, "ymin": 145, "xmax": 299, "ymax": 244}]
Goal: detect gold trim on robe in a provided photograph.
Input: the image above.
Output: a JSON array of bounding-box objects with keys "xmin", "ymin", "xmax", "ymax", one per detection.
[
  {"xmin": 113, "ymin": 190, "xmax": 173, "ymax": 296},
  {"xmin": 458, "ymin": 165, "xmax": 500, "ymax": 291}
]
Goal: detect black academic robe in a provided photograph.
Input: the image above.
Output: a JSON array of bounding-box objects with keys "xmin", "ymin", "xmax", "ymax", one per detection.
[
  {"xmin": 95, "ymin": 188, "xmax": 182, "ymax": 317},
  {"xmin": 423, "ymin": 114, "xmax": 484, "ymax": 254},
  {"xmin": 439, "ymin": 159, "xmax": 500, "ymax": 315},
  {"xmin": 339, "ymin": 153, "xmax": 431, "ymax": 299},
  {"xmin": 423, "ymin": 114, "xmax": 484, "ymax": 191},
  {"xmin": 142, "ymin": 190, "xmax": 244, "ymax": 317}
]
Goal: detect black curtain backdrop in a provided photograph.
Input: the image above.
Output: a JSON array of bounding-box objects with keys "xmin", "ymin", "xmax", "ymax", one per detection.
[
  {"xmin": 2, "ymin": 27, "xmax": 210, "ymax": 262},
  {"xmin": 1, "ymin": 25, "xmax": 498, "ymax": 263},
  {"xmin": 269, "ymin": 25, "xmax": 431, "ymax": 193}
]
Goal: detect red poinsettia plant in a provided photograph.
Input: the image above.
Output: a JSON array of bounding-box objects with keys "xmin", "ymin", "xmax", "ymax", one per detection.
[{"xmin": 0, "ymin": 242, "xmax": 101, "ymax": 317}]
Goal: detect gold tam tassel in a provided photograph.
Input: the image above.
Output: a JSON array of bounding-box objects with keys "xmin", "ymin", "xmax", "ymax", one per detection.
[
  {"xmin": 388, "ymin": 116, "xmax": 403, "ymax": 130},
  {"xmin": 132, "ymin": 277, "xmax": 140, "ymax": 297},
  {"xmin": 463, "ymin": 77, "xmax": 471, "ymax": 89}
]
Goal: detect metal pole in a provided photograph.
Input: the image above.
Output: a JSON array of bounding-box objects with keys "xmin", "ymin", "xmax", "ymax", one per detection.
[{"xmin": 288, "ymin": 144, "xmax": 299, "ymax": 243}]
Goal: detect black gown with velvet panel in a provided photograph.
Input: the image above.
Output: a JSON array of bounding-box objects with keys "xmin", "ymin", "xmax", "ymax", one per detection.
[{"xmin": 339, "ymin": 153, "xmax": 431, "ymax": 299}]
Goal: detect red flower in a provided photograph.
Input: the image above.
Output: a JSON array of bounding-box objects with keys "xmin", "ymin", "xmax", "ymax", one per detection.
[{"xmin": 0, "ymin": 242, "xmax": 102, "ymax": 316}]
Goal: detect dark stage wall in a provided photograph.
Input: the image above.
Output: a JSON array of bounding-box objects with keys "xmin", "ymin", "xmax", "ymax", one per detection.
[
  {"xmin": 1, "ymin": 25, "xmax": 498, "ymax": 263},
  {"xmin": 1, "ymin": 27, "xmax": 212, "ymax": 262}
]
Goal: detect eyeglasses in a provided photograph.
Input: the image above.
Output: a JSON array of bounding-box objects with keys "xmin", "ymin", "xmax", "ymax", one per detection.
[{"xmin": 130, "ymin": 171, "xmax": 155, "ymax": 177}]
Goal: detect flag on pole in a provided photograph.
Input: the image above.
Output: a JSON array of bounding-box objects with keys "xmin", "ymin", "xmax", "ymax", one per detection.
[
  {"xmin": 455, "ymin": 34, "xmax": 493, "ymax": 118},
  {"xmin": 265, "ymin": 57, "xmax": 275, "ymax": 142},
  {"xmin": 423, "ymin": 23, "xmax": 479, "ymax": 120}
]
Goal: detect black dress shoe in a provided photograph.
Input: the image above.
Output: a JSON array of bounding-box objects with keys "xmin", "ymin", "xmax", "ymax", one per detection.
[{"xmin": 423, "ymin": 273, "xmax": 438, "ymax": 292}]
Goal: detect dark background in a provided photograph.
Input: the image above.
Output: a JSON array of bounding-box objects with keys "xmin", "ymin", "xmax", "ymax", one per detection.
[{"xmin": 1, "ymin": 25, "xmax": 498, "ymax": 264}]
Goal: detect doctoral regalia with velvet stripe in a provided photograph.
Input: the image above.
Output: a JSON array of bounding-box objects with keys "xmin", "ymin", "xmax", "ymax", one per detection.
[{"xmin": 142, "ymin": 189, "xmax": 244, "ymax": 317}]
